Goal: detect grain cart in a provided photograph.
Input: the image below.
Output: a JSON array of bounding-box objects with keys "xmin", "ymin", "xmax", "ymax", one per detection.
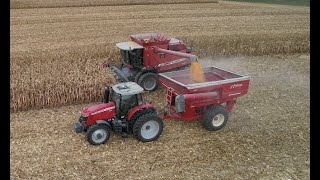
[
  {"xmin": 158, "ymin": 66, "xmax": 250, "ymax": 131},
  {"xmin": 105, "ymin": 33, "xmax": 196, "ymax": 91},
  {"xmin": 74, "ymin": 82, "xmax": 164, "ymax": 145}
]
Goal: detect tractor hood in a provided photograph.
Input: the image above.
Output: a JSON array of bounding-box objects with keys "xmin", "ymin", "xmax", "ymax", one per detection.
[
  {"xmin": 82, "ymin": 102, "xmax": 116, "ymax": 116},
  {"xmin": 116, "ymin": 41, "xmax": 143, "ymax": 50}
]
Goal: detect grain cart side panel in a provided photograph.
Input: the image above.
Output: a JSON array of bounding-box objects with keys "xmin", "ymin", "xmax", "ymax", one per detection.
[{"xmin": 221, "ymin": 79, "xmax": 250, "ymax": 99}]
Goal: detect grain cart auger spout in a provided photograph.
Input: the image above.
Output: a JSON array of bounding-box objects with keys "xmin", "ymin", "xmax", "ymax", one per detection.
[{"xmin": 104, "ymin": 33, "xmax": 199, "ymax": 91}]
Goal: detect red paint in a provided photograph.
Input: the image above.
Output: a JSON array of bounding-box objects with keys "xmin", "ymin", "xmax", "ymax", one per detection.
[
  {"xmin": 127, "ymin": 104, "xmax": 155, "ymax": 121},
  {"xmin": 82, "ymin": 102, "xmax": 116, "ymax": 126},
  {"xmin": 183, "ymin": 92, "xmax": 219, "ymax": 106},
  {"xmin": 142, "ymin": 47, "xmax": 193, "ymax": 72}
]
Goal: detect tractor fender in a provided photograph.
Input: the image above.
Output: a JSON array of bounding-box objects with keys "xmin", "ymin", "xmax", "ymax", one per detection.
[
  {"xmin": 96, "ymin": 120, "xmax": 111, "ymax": 128},
  {"xmin": 127, "ymin": 104, "xmax": 156, "ymax": 121}
]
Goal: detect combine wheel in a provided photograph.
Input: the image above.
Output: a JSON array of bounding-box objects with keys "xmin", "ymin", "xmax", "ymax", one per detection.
[
  {"xmin": 203, "ymin": 105, "xmax": 228, "ymax": 131},
  {"xmin": 133, "ymin": 112, "xmax": 164, "ymax": 142},
  {"xmin": 86, "ymin": 124, "xmax": 110, "ymax": 145},
  {"xmin": 138, "ymin": 72, "xmax": 159, "ymax": 91}
]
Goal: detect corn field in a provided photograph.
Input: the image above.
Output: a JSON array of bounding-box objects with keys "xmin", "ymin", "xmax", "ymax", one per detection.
[{"xmin": 10, "ymin": 1, "xmax": 310, "ymax": 112}]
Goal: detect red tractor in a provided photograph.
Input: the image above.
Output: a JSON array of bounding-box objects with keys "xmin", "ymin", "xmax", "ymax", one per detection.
[
  {"xmin": 106, "ymin": 33, "xmax": 197, "ymax": 91},
  {"xmin": 74, "ymin": 82, "xmax": 164, "ymax": 145}
]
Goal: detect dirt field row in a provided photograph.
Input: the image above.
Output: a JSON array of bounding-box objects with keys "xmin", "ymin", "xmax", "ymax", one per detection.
[
  {"xmin": 10, "ymin": 54, "xmax": 310, "ymax": 179},
  {"xmin": 10, "ymin": 1, "xmax": 310, "ymax": 112}
]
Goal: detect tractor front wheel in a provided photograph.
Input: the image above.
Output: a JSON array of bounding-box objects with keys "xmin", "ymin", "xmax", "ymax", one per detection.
[
  {"xmin": 138, "ymin": 72, "xmax": 159, "ymax": 91},
  {"xmin": 86, "ymin": 124, "xmax": 110, "ymax": 145},
  {"xmin": 203, "ymin": 105, "xmax": 228, "ymax": 131},
  {"xmin": 133, "ymin": 112, "xmax": 164, "ymax": 142}
]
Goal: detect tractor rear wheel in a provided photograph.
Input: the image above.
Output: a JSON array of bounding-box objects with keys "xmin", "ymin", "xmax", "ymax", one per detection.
[
  {"xmin": 129, "ymin": 108, "xmax": 156, "ymax": 134},
  {"xmin": 138, "ymin": 72, "xmax": 159, "ymax": 91},
  {"xmin": 133, "ymin": 112, "xmax": 163, "ymax": 142},
  {"xmin": 203, "ymin": 105, "xmax": 228, "ymax": 131},
  {"xmin": 86, "ymin": 124, "xmax": 110, "ymax": 145}
]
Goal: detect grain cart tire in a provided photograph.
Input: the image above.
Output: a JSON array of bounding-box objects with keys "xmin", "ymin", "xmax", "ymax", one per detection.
[
  {"xmin": 133, "ymin": 112, "xmax": 163, "ymax": 142},
  {"xmin": 134, "ymin": 71, "xmax": 144, "ymax": 83},
  {"xmin": 86, "ymin": 124, "xmax": 110, "ymax": 145},
  {"xmin": 203, "ymin": 105, "xmax": 228, "ymax": 131},
  {"xmin": 138, "ymin": 72, "xmax": 159, "ymax": 91}
]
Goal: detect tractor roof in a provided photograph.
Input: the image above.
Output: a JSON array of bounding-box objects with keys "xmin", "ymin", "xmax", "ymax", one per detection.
[
  {"xmin": 112, "ymin": 82, "xmax": 144, "ymax": 96},
  {"xmin": 116, "ymin": 41, "xmax": 143, "ymax": 51}
]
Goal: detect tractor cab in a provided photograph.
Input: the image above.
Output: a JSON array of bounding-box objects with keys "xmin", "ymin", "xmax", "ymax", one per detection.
[
  {"xmin": 116, "ymin": 41, "xmax": 144, "ymax": 68},
  {"xmin": 106, "ymin": 82, "xmax": 144, "ymax": 118}
]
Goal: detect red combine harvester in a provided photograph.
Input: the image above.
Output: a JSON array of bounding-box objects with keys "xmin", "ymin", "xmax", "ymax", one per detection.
[
  {"xmin": 106, "ymin": 33, "xmax": 197, "ymax": 91},
  {"xmin": 74, "ymin": 66, "xmax": 250, "ymax": 145}
]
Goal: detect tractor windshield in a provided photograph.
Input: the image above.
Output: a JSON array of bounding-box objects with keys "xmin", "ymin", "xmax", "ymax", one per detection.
[{"xmin": 120, "ymin": 94, "xmax": 138, "ymax": 117}]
